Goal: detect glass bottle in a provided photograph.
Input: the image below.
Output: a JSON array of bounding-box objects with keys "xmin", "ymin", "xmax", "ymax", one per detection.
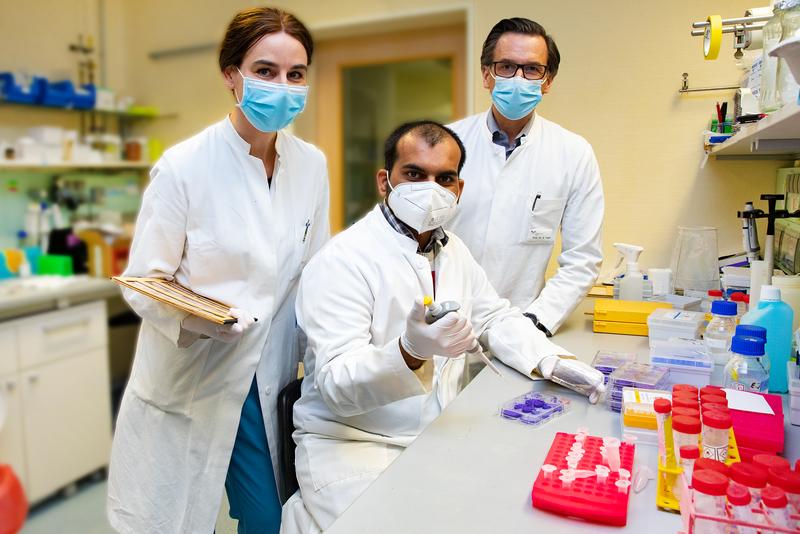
[{"xmin": 761, "ymin": 1, "xmax": 786, "ymax": 113}]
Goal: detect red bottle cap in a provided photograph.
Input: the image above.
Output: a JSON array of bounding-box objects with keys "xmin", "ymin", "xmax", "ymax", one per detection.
[
  {"xmin": 673, "ymin": 407, "xmax": 700, "ymax": 418},
  {"xmin": 701, "ymin": 404, "xmax": 729, "ymax": 416},
  {"xmin": 654, "ymin": 398, "xmax": 672, "ymax": 414},
  {"xmin": 672, "ymin": 415, "xmax": 701, "ymax": 434},
  {"xmin": 762, "ymin": 486, "xmax": 788, "ymax": 508},
  {"xmin": 730, "ymin": 292, "xmax": 747, "ymax": 303},
  {"xmin": 672, "ymin": 384, "xmax": 699, "ymax": 395},
  {"xmin": 700, "ymin": 394, "xmax": 728, "ymax": 407},
  {"xmin": 752, "ymin": 454, "xmax": 791, "ymax": 474},
  {"xmin": 768, "ymin": 468, "xmax": 800, "ymax": 494},
  {"xmin": 708, "ymin": 290, "xmax": 724, "ymax": 297},
  {"xmin": 726, "ymin": 483, "xmax": 751, "ymax": 506},
  {"xmin": 730, "ymin": 462, "xmax": 768, "ymax": 489},
  {"xmin": 702, "ymin": 411, "xmax": 732, "ymax": 430},
  {"xmin": 680, "ymin": 445, "xmax": 700, "ymax": 460},
  {"xmin": 673, "ymin": 397, "xmax": 700, "ymax": 410},
  {"xmin": 694, "ymin": 458, "xmax": 731, "ymax": 477},
  {"xmin": 692, "ymin": 470, "xmax": 729, "ymax": 496},
  {"xmin": 700, "ymin": 386, "xmax": 724, "ymax": 397}
]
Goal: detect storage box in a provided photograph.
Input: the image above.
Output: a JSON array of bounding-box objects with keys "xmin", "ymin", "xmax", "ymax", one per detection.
[
  {"xmin": 594, "ymin": 299, "xmax": 673, "ymax": 323},
  {"xmin": 730, "ymin": 391, "xmax": 784, "ymax": 460},
  {"xmin": 593, "ymin": 320, "xmax": 648, "ymax": 336},
  {"xmin": 647, "ymin": 309, "xmax": 706, "ymax": 345},
  {"xmin": 592, "ymin": 350, "xmax": 637, "ymax": 384},
  {"xmin": 607, "ymin": 363, "xmax": 670, "ymax": 412},
  {"xmin": 649, "ymin": 338, "xmax": 712, "ymax": 388},
  {"xmin": 620, "ymin": 387, "xmax": 672, "ymax": 430}
]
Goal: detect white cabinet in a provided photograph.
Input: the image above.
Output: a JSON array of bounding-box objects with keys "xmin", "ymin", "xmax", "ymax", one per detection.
[
  {"xmin": 0, "ymin": 375, "xmax": 27, "ymax": 492},
  {"xmin": 0, "ymin": 300, "xmax": 111, "ymax": 503}
]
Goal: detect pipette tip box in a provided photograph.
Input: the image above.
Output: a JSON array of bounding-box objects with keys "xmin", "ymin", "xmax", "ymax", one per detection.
[
  {"xmin": 591, "ymin": 350, "xmax": 637, "ymax": 384},
  {"xmin": 532, "ymin": 431, "xmax": 636, "ymax": 526}
]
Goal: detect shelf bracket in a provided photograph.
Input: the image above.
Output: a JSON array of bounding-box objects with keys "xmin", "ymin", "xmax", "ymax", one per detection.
[{"xmin": 679, "ymin": 73, "xmax": 739, "ymax": 94}]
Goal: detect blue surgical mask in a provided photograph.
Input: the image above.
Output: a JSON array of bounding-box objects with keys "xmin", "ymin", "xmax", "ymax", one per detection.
[
  {"xmin": 236, "ymin": 68, "xmax": 308, "ymax": 132},
  {"xmin": 491, "ymin": 76, "xmax": 543, "ymax": 121}
]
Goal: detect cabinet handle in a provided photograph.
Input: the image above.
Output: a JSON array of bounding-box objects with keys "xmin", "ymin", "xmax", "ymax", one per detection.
[
  {"xmin": 5, "ymin": 381, "xmax": 15, "ymax": 392},
  {"xmin": 28, "ymin": 374, "xmax": 39, "ymax": 384}
]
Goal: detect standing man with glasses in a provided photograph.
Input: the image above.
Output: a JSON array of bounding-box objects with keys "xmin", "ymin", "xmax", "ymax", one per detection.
[{"xmin": 447, "ymin": 17, "xmax": 604, "ymax": 338}]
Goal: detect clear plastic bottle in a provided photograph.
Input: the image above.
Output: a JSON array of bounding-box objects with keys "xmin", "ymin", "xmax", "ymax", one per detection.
[
  {"xmin": 705, "ymin": 300, "xmax": 738, "ymax": 365},
  {"xmin": 779, "ymin": 0, "xmax": 800, "ymax": 107},
  {"xmin": 762, "ymin": 1, "xmax": 786, "ymax": 113},
  {"xmin": 724, "ymin": 335, "xmax": 770, "ymax": 393}
]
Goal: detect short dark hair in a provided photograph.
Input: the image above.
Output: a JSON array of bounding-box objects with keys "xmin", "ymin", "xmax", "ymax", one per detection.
[
  {"xmin": 219, "ymin": 7, "xmax": 314, "ymax": 72},
  {"xmin": 480, "ymin": 18, "xmax": 560, "ymax": 78},
  {"xmin": 384, "ymin": 121, "xmax": 467, "ymax": 174}
]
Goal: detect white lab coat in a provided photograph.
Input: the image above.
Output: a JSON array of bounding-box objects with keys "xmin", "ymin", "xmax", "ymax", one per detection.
[
  {"xmin": 446, "ymin": 111, "xmax": 604, "ymax": 333},
  {"xmin": 107, "ymin": 117, "xmax": 329, "ymax": 534},
  {"xmin": 280, "ymin": 206, "xmax": 569, "ymax": 532}
]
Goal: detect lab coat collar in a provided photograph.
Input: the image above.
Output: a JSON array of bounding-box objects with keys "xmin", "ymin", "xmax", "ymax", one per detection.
[
  {"xmin": 482, "ymin": 108, "xmax": 539, "ymax": 146},
  {"xmin": 368, "ymin": 205, "xmax": 422, "ymax": 256},
  {"xmin": 221, "ymin": 114, "xmax": 287, "ymax": 161}
]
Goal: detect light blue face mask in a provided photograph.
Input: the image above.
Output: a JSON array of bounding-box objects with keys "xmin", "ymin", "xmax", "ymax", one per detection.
[
  {"xmin": 236, "ymin": 68, "xmax": 308, "ymax": 132},
  {"xmin": 491, "ymin": 76, "xmax": 543, "ymax": 121}
]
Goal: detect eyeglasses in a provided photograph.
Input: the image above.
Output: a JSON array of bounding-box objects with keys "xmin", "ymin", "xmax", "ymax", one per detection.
[{"xmin": 491, "ymin": 61, "xmax": 548, "ymax": 81}]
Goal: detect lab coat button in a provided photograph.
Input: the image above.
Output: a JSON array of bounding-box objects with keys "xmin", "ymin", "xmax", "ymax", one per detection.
[{"xmin": 264, "ymin": 386, "xmax": 272, "ymax": 395}]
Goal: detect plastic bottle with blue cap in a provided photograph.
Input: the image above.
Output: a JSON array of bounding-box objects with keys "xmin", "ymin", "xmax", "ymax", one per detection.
[
  {"xmin": 740, "ymin": 285, "xmax": 794, "ymax": 392},
  {"xmin": 704, "ymin": 300, "xmax": 739, "ymax": 366},
  {"xmin": 723, "ymin": 335, "xmax": 770, "ymax": 393}
]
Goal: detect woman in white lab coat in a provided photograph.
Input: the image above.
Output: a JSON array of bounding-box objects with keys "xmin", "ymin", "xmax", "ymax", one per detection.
[{"xmin": 107, "ymin": 7, "xmax": 329, "ymax": 534}]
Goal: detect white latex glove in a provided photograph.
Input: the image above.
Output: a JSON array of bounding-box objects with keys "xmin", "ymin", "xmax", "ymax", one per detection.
[
  {"xmin": 180, "ymin": 308, "xmax": 255, "ymax": 344},
  {"xmin": 537, "ymin": 355, "xmax": 606, "ymax": 404},
  {"xmin": 400, "ymin": 299, "xmax": 476, "ymax": 360}
]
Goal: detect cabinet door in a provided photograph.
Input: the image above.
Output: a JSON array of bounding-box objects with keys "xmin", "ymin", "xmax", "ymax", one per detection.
[
  {"xmin": 0, "ymin": 375, "xmax": 27, "ymax": 494},
  {"xmin": 0, "ymin": 326, "xmax": 18, "ymax": 376},
  {"xmin": 21, "ymin": 348, "xmax": 112, "ymax": 502}
]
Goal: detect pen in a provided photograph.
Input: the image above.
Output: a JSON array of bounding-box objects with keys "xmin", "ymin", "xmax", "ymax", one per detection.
[
  {"xmin": 302, "ymin": 219, "xmax": 311, "ymax": 243},
  {"xmin": 720, "ymin": 102, "xmax": 728, "ymax": 133},
  {"xmin": 531, "ymin": 193, "xmax": 542, "ymax": 213}
]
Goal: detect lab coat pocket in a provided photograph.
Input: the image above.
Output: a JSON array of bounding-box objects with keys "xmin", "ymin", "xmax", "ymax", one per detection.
[{"xmin": 520, "ymin": 196, "xmax": 566, "ymax": 245}]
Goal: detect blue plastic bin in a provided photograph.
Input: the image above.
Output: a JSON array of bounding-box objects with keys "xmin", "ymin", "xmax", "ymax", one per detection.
[
  {"xmin": 41, "ymin": 80, "xmax": 75, "ymax": 108},
  {"xmin": 0, "ymin": 72, "xmax": 47, "ymax": 104},
  {"xmin": 72, "ymin": 83, "xmax": 96, "ymax": 109}
]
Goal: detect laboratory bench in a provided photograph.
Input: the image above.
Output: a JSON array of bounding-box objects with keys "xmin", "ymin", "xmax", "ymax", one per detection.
[
  {"xmin": 326, "ymin": 298, "xmax": 800, "ymax": 534},
  {"xmin": 0, "ymin": 276, "xmax": 134, "ymax": 504}
]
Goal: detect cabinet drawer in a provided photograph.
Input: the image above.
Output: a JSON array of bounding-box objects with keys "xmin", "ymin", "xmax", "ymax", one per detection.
[
  {"xmin": 17, "ymin": 301, "xmax": 107, "ymax": 369},
  {"xmin": 0, "ymin": 374, "xmax": 27, "ymax": 492},
  {"xmin": 0, "ymin": 327, "xmax": 18, "ymax": 376}
]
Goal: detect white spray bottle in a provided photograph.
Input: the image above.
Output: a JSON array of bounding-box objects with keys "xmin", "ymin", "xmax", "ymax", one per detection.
[{"xmin": 615, "ymin": 243, "xmax": 645, "ymax": 301}]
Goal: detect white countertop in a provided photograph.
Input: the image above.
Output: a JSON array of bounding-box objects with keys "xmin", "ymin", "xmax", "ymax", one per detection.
[
  {"xmin": 0, "ymin": 275, "xmax": 120, "ymax": 321},
  {"xmin": 326, "ymin": 299, "xmax": 800, "ymax": 533}
]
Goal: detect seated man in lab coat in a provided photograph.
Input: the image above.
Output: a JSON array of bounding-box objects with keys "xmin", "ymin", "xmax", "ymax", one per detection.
[{"xmin": 280, "ymin": 121, "xmax": 604, "ymax": 533}]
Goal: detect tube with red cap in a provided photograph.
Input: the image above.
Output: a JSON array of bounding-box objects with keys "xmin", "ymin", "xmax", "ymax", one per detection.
[
  {"xmin": 730, "ymin": 462, "xmax": 768, "ymax": 504},
  {"xmin": 762, "ymin": 486, "xmax": 792, "ymax": 531}
]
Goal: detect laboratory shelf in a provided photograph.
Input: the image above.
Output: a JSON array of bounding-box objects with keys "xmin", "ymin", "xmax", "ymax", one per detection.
[
  {"xmin": 0, "ymin": 100, "xmax": 176, "ymax": 120},
  {"xmin": 711, "ymin": 101, "xmax": 800, "ymax": 160},
  {"xmin": 0, "ymin": 161, "xmax": 150, "ymax": 171}
]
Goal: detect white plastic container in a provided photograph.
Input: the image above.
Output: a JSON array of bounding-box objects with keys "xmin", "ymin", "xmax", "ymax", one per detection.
[
  {"xmin": 650, "ymin": 338, "xmax": 713, "ymax": 388},
  {"xmin": 773, "ymin": 274, "xmax": 800, "ymax": 332},
  {"xmin": 647, "ymin": 309, "xmax": 706, "ymax": 344},
  {"xmin": 788, "ymin": 360, "xmax": 800, "ymax": 426}
]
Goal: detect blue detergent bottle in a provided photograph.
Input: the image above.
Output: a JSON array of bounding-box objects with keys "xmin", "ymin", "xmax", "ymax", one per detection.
[{"xmin": 740, "ymin": 285, "xmax": 794, "ymax": 392}]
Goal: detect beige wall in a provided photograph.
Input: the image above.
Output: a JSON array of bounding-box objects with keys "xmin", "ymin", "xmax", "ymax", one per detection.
[{"xmin": 2, "ymin": 0, "xmax": 784, "ymax": 271}]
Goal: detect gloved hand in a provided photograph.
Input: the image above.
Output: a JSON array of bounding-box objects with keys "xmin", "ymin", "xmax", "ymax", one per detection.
[
  {"xmin": 400, "ymin": 299, "xmax": 477, "ymax": 360},
  {"xmin": 180, "ymin": 308, "xmax": 255, "ymax": 344},
  {"xmin": 537, "ymin": 355, "xmax": 606, "ymax": 404}
]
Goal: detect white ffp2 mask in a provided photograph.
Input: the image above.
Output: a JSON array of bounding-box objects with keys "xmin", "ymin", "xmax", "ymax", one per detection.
[{"xmin": 386, "ymin": 174, "xmax": 458, "ymax": 233}]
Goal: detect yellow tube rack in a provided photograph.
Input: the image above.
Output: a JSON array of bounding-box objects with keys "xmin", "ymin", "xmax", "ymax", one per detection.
[{"xmin": 656, "ymin": 427, "xmax": 740, "ymax": 512}]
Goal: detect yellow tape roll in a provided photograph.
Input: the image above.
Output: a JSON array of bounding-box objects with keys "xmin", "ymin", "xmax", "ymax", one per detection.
[{"xmin": 704, "ymin": 15, "xmax": 722, "ymax": 60}]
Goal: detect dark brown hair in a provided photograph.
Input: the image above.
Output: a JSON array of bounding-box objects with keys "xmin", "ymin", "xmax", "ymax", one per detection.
[
  {"xmin": 218, "ymin": 7, "xmax": 314, "ymax": 72},
  {"xmin": 480, "ymin": 18, "xmax": 560, "ymax": 78}
]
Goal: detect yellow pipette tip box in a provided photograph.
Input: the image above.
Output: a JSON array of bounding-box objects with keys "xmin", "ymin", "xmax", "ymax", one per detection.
[{"xmin": 594, "ymin": 299, "xmax": 673, "ymax": 324}]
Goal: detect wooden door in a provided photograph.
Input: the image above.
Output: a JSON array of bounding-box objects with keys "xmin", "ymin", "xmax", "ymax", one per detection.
[{"xmin": 313, "ymin": 24, "xmax": 466, "ymax": 232}]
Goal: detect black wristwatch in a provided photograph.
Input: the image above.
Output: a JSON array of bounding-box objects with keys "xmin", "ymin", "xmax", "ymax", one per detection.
[{"xmin": 524, "ymin": 312, "xmax": 553, "ymax": 337}]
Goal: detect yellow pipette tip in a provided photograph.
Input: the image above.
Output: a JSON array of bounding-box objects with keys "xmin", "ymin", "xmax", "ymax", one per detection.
[{"xmin": 423, "ymin": 295, "xmax": 433, "ymax": 306}]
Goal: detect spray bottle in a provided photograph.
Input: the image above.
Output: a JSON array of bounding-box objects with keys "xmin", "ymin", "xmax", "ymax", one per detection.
[{"xmin": 614, "ymin": 243, "xmax": 645, "ymax": 301}]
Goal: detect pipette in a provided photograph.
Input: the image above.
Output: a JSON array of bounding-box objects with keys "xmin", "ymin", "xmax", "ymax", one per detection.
[{"xmin": 423, "ymin": 296, "xmax": 504, "ymax": 377}]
